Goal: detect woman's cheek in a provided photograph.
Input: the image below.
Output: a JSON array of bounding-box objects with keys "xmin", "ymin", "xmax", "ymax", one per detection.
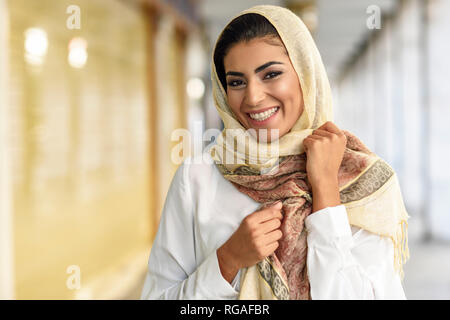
[
  {"xmin": 227, "ymin": 97, "xmax": 247, "ymax": 127},
  {"xmin": 275, "ymin": 83, "xmax": 293, "ymax": 101},
  {"xmin": 227, "ymin": 95, "xmax": 239, "ymax": 114}
]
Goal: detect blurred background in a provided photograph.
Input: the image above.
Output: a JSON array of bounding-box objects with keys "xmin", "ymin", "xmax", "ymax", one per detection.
[{"xmin": 0, "ymin": 0, "xmax": 449, "ymax": 299}]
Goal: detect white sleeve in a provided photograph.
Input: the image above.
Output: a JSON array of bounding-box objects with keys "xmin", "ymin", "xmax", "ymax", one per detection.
[
  {"xmin": 140, "ymin": 161, "xmax": 239, "ymax": 300},
  {"xmin": 305, "ymin": 204, "xmax": 406, "ymax": 300}
]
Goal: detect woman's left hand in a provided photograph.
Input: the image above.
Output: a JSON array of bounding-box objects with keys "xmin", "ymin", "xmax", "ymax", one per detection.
[{"xmin": 303, "ymin": 121, "xmax": 347, "ymax": 189}]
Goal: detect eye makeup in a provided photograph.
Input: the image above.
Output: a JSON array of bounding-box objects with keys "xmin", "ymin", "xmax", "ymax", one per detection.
[{"xmin": 227, "ymin": 70, "xmax": 283, "ymax": 87}]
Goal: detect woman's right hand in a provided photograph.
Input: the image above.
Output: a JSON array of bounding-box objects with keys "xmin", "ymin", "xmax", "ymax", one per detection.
[{"xmin": 216, "ymin": 201, "xmax": 283, "ymax": 284}]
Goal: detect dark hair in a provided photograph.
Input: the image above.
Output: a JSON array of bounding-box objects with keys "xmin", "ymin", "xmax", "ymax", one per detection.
[{"xmin": 213, "ymin": 13, "xmax": 281, "ymax": 91}]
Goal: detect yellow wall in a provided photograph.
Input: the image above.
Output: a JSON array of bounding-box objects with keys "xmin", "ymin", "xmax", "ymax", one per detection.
[
  {"xmin": 154, "ymin": 15, "xmax": 188, "ymax": 222},
  {"xmin": 1, "ymin": 0, "xmax": 15, "ymax": 300},
  {"xmin": 8, "ymin": 0, "xmax": 153, "ymax": 299}
]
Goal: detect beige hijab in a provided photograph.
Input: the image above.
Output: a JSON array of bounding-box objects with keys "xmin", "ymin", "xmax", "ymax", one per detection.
[
  {"xmin": 209, "ymin": 5, "xmax": 332, "ymax": 173},
  {"xmin": 208, "ymin": 5, "xmax": 409, "ymax": 299}
]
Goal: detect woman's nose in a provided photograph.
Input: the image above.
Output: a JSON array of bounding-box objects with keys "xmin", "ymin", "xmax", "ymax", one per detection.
[{"xmin": 244, "ymin": 80, "xmax": 265, "ymax": 107}]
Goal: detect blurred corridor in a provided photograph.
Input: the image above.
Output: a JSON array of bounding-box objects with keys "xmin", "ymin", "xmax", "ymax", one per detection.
[{"xmin": 1, "ymin": 0, "xmax": 449, "ymax": 299}]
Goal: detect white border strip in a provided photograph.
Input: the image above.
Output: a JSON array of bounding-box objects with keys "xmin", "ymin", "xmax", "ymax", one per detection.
[{"xmin": 0, "ymin": 0, "xmax": 15, "ymax": 299}]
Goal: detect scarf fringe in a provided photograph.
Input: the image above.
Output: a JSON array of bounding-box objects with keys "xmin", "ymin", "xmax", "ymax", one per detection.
[{"xmin": 392, "ymin": 219, "xmax": 410, "ymax": 280}]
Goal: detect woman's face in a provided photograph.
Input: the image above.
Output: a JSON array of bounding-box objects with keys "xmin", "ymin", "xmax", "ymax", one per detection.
[{"xmin": 223, "ymin": 36, "xmax": 304, "ymax": 142}]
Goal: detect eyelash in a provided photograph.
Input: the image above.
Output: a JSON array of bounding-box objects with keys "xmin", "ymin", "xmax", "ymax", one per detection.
[{"xmin": 227, "ymin": 71, "xmax": 283, "ymax": 87}]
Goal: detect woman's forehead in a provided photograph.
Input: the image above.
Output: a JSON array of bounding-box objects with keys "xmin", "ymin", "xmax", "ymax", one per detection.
[{"xmin": 224, "ymin": 38, "xmax": 290, "ymax": 70}]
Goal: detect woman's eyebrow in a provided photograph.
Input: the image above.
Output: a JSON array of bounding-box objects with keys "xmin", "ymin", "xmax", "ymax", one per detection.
[
  {"xmin": 225, "ymin": 61, "xmax": 284, "ymax": 77},
  {"xmin": 254, "ymin": 61, "xmax": 283, "ymax": 73}
]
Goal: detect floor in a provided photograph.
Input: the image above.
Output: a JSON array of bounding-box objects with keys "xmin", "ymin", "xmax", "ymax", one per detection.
[{"xmin": 402, "ymin": 225, "xmax": 450, "ymax": 300}]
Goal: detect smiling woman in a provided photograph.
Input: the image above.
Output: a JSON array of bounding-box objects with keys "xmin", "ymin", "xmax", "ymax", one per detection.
[
  {"xmin": 213, "ymin": 14, "xmax": 303, "ymax": 143},
  {"xmin": 223, "ymin": 37, "xmax": 303, "ymax": 142},
  {"xmin": 141, "ymin": 5, "xmax": 410, "ymax": 300}
]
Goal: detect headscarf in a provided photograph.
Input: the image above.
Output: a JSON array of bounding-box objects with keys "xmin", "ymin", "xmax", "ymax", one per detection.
[{"xmin": 209, "ymin": 5, "xmax": 409, "ymax": 300}]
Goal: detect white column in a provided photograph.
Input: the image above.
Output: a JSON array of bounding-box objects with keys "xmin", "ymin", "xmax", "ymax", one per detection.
[
  {"xmin": 0, "ymin": 0, "xmax": 15, "ymax": 299},
  {"xmin": 427, "ymin": 0, "xmax": 450, "ymax": 240},
  {"xmin": 399, "ymin": 0, "xmax": 423, "ymax": 217}
]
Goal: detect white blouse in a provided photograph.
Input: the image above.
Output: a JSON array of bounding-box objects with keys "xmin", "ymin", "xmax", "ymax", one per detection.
[{"xmin": 140, "ymin": 152, "xmax": 406, "ymax": 300}]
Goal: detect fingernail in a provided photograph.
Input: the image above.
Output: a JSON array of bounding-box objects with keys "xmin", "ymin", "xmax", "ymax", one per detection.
[{"xmin": 272, "ymin": 201, "xmax": 282, "ymax": 208}]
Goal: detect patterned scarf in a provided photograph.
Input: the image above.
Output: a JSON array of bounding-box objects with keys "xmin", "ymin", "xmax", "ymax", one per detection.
[
  {"xmin": 216, "ymin": 130, "xmax": 409, "ymax": 299},
  {"xmin": 209, "ymin": 5, "xmax": 409, "ymax": 299}
]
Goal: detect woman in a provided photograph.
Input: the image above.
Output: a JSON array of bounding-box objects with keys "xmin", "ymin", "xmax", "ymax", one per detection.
[{"xmin": 141, "ymin": 5, "xmax": 409, "ymax": 300}]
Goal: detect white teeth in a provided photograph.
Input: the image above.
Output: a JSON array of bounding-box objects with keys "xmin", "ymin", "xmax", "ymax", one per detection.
[{"xmin": 249, "ymin": 107, "xmax": 278, "ymax": 121}]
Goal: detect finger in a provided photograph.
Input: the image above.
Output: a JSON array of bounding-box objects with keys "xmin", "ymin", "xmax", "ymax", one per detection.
[
  {"xmin": 264, "ymin": 241, "xmax": 280, "ymax": 255},
  {"xmin": 262, "ymin": 229, "xmax": 283, "ymax": 245},
  {"xmin": 260, "ymin": 207, "xmax": 283, "ymax": 222},
  {"xmin": 303, "ymin": 137, "xmax": 318, "ymax": 152},
  {"xmin": 317, "ymin": 121, "xmax": 341, "ymax": 135},
  {"xmin": 316, "ymin": 121, "xmax": 330, "ymax": 130},
  {"xmin": 251, "ymin": 203, "xmax": 282, "ymax": 223},
  {"xmin": 258, "ymin": 217, "xmax": 282, "ymax": 236},
  {"xmin": 305, "ymin": 135, "xmax": 324, "ymax": 141},
  {"xmin": 311, "ymin": 129, "xmax": 335, "ymax": 139}
]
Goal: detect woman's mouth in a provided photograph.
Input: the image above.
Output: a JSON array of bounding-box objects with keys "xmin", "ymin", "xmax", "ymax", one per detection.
[{"xmin": 247, "ymin": 107, "xmax": 280, "ymax": 125}]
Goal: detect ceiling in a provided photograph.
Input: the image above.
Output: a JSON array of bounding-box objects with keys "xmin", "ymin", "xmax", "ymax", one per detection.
[{"xmin": 199, "ymin": 0, "xmax": 398, "ymax": 82}]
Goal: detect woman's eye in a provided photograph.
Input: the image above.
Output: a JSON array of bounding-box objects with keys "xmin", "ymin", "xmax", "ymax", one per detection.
[
  {"xmin": 227, "ymin": 72, "xmax": 281, "ymax": 87},
  {"xmin": 227, "ymin": 79, "xmax": 244, "ymax": 87},
  {"xmin": 264, "ymin": 71, "xmax": 282, "ymax": 79}
]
